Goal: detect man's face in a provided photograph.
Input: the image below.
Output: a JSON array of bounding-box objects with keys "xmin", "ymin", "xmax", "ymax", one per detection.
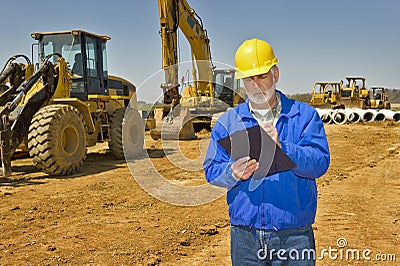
[{"xmin": 243, "ymin": 66, "xmax": 279, "ymax": 107}]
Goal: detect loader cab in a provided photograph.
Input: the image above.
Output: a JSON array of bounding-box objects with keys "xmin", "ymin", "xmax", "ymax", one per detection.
[{"xmin": 31, "ymin": 30, "xmax": 111, "ymax": 101}]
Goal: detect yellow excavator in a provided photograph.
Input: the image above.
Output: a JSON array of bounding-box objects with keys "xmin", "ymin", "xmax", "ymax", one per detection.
[
  {"xmin": 0, "ymin": 30, "xmax": 144, "ymax": 177},
  {"xmin": 151, "ymin": 0, "xmax": 244, "ymax": 140}
]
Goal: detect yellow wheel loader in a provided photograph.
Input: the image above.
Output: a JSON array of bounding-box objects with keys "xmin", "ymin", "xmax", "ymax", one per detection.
[{"xmin": 0, "ymin": 30, "xmax": 144, "ymax": 177}]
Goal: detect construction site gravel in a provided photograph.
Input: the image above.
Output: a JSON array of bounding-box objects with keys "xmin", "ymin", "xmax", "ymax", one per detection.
[{"xmin": 1, "ymin": 122, "xmax": 399, "ymax": 265}]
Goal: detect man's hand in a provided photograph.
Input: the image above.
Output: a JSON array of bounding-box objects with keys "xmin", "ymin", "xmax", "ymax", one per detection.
[
  {"xmin": 260, "ymin": 123, "xmax": 281, "ymax": 147},
  {"xmin": 231, "ymin": 156, "xmax": 259, "ymax": 181}
]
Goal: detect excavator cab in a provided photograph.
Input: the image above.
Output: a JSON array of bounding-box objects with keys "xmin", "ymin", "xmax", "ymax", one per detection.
[
  {"xmin": 32, "ymin": 30, "xmax": 115, "ymax": 101},
  {"xmin": 213, "ymin": 69, "xmax": 242, "ymax": 107}
]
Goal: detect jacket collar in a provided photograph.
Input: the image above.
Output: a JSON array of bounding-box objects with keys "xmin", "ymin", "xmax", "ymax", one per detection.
[{"xmin": 278, "ymin": 90, "xmax": 299, "ymax": 118}]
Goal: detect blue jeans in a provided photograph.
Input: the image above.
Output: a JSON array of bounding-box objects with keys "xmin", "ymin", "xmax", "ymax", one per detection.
[{"xmin": 230, "ymin": 225, "xmax": 315, "ymax": 266}]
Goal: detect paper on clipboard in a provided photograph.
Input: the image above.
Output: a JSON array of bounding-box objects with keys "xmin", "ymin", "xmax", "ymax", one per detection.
[{"xmin": 217, "ymin": 125, "xmax": 296, "ymax": 180}]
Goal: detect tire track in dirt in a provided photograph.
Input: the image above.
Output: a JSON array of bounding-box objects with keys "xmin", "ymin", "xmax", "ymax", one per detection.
[
  {"xmin": 314, "ymin": 142, "xmax": 400, "ymax": 265},
  {"xmin": 178, "ymin": 124, "xmax": 400, "ymax": 265}
]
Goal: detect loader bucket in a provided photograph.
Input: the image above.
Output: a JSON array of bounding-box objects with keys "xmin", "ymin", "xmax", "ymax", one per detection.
[{"xmin": 150, "ymin": 108, "xmax": 196, "ymax": 140}]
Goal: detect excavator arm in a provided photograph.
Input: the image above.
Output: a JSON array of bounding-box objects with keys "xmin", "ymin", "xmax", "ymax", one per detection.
[
  {"xmin": 153, "ymin": 0, "xmax": 239, "ymax": 140},
  {"xmin": 158, "ymin": 0, "xmax": 214, "ymax": 111}
]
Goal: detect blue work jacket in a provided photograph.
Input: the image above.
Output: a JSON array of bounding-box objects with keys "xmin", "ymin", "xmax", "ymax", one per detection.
[{"xmin": 203, "ymin": 91, "xmax": 330, "ymax": 230}]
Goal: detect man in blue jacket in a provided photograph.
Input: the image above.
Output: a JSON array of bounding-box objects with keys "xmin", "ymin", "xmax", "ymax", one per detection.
[{"xmin": 203, "ymin": 38, "xmax": 330, "ymax": 265}]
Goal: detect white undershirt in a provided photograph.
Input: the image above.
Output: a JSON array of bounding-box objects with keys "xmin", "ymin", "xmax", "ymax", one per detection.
[{"xmin": 248, "ymin": 93, "xmax": 282, "ymax": 126}]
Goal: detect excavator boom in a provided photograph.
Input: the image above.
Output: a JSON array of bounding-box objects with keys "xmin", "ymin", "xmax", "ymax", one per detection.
[{"xmin": 158, "ymin": 0, "xmax": 213, "ymax": 102}]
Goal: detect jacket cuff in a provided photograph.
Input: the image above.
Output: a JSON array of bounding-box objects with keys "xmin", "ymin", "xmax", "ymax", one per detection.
[{"xmin": 225, "ymin": 164, "xmax": 240, "ymax": 187}]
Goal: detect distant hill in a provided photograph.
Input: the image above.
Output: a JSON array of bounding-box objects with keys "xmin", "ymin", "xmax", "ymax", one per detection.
[
  {"xmin": 137, "ymin": 100, "xmax": 162, "ymax": 111},
  {"xmin": 386, "ymin": 89, "xmax": 400, "ymax": 103},
  {"xmin": 287, "ymin": 93, "xmax": 312, "ymax": 103}
]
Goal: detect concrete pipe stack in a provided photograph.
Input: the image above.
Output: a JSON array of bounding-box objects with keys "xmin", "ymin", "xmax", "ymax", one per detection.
[{"xmin": 315, "ymin": 108, "xmax": 400, "ymax": 124}]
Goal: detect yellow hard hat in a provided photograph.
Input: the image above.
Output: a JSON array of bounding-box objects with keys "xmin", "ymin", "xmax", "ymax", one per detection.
[{"xmin": 235, "ymin": 38, "xmax": 278, "ymax": 79}]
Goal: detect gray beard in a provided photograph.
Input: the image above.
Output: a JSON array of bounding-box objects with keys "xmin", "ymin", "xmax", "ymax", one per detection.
[{"xmin": 247, "ymin": 83, "xmax": 276, "ymax": 107}]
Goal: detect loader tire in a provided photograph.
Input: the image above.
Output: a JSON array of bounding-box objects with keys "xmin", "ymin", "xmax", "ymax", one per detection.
[
  {"xmin": 109, "ymin": 107, "xmax": 144, "ymax": 160},
  {"xmin": 28, "ymin": 104, "xmax": 87, "ymax": 175}
]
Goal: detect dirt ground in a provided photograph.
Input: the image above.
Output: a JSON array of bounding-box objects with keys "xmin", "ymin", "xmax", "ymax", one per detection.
[{"xmin": 1, "ymin": 122, "xmax": 399, "ymax": 265}]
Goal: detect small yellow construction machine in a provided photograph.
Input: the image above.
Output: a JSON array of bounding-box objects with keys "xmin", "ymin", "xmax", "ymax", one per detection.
[
  {"xmin": 310, "ymin": 81, "xmax": 343, "ymax": 109},
  {"xmin": 370, "ymin": 87, "xmax": 391, "ymax": 109},
  {"xmin": 339, "ymin": 77, "xmax": 371, "ymax": 109},
  {"xmin": 0, "ymin": 30, "xmax": 144, "ymax": 176}
]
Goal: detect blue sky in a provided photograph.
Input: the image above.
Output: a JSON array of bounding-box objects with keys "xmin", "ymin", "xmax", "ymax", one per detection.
[{"xmin": 1, "ymin": 0, "xmax": 399, "ymax": 103}]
